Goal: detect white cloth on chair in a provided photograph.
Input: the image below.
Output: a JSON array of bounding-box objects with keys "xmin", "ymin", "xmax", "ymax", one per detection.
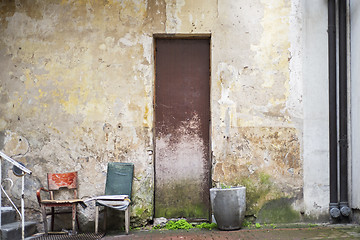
[
  {"xmin": 96, "ymin": 200, "xmax": 130, "ymax": 210},
  {"xmin": 85, "ymin": 195, "xmax": 130, "ymax": 210}
]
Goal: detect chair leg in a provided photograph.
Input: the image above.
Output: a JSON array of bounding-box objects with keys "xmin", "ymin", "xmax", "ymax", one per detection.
[
  {"xmin": 50, "ymin": 207, "xmax": 55, "ymax": 232},
  {"xmin": 95, "ymin": 205, "xmax": 99, "ymax": 234},
  {"xmin": 41, "ymin": 205, "xmax": 48, "ymax": 235},
  {"xmin": 103, "ymin": 207, "xmax": 107, "ymax": 232},
  {"xmin": 76, "ymin": 214, "xmax": 81, "ymax": 232},
  {"xmin": 72, "ymin": 204, "xmax": 77, "ymax": 234},
  {"xmin": 125, "ymin": 207, "xmax": 130, "ymax": 235}
]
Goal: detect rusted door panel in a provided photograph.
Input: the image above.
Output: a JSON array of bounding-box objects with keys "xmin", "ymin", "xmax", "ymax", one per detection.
[{"xmin": 155, "ymin": 39, "xmax": 210, "ymax": 219}]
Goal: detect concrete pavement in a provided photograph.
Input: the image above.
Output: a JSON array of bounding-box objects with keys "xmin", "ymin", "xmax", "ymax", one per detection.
[{"xmin": 102, "ymin": 224, "xmax": 360, "ymax": 240}]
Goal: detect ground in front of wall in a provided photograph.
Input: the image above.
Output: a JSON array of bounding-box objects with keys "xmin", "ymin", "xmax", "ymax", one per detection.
[{"xmin": 102, "ymin": 224, "xmax": 360, "ymax": 240}]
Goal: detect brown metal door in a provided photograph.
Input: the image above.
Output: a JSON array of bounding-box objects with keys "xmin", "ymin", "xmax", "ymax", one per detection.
[{"xmin": 154, "ymin": 38, "xmax": 210, "ymax": 219}]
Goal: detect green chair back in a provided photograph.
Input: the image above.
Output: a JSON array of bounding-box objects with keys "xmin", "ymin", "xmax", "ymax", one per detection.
[{"xmin": 105, "ymin": 162, "xmax": 134, "ymax": 198}]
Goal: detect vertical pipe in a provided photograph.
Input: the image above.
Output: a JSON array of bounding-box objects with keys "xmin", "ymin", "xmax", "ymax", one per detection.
[
  {"xmin": 328, "ymin": 0, "xmax": 340, "ymax": 219},
  {"xmin": 338, "ymin": 0, "xmax": 351, "ymax": 217},
  {"xmin": 0, "ymin": 158, "xmax": 2, "ymax": 228},
  {"xmin": 21, "ymin": 175, "xmax": 25, "ymax": 240}
]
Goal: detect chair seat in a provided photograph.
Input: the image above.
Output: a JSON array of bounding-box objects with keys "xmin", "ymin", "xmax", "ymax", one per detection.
[
  {"xmin": 85, "ymin": 195, "xmax": 129, "ymax": 201},
  {"xmin": 41, "ymin": 199, "xmax": 84, "ymax": 204},
  {"xmin": 96, "ymin": 199, "xmax": 130, "ymax": 210}
]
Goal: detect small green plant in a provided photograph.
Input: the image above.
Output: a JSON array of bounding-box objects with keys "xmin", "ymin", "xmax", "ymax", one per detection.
[
  {"xmin": 153, "ymin": 224, "xmax": 162, "ymax": 229},
  {"xmin": 165, "ymin": 219, "xmax": 194, "ymax": 230},
  {"xmin": 255, "ymin": 223, "xmax": 262, "ymax": 229},
  {"xmin": 242, "ymin": 219, "xmax": 251, "ymax": 228},
  {"xmin": 220, "ymin": 183, "xmax": 232, "ymax": 189},
  {"xmin": 270, "ymin": 223, "xmax": 277, "ymax": 229},
  {"xmin": 153, "ymin": 220, "xmax": 218, "ymax": 231},
  {"xmin": 196, "ymin": 222, "xmax": 217, "ymax": 230},
  {"xmin": 129, "ymin": 226, "xmax": 141, "ymax": 230},
  {"xmin": 307, "ymin": 223, "xmax": 317, "ymax": 228}
]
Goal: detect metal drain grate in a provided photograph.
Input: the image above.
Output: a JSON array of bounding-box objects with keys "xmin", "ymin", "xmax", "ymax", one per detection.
[{"xmin": 31, "ymin": 232, "xmax": 105, "ymax": 240}]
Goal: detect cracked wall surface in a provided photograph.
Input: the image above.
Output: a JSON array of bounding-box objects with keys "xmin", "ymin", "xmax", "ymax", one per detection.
[{"xmin": 0, "ymin": 0, "xmax": 310, "ymax": 229}]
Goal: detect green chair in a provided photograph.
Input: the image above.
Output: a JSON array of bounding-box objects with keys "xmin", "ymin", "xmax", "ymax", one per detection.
[{"xmin": 94, "ymin": 163, "xmax": 134, "ymax": 234}]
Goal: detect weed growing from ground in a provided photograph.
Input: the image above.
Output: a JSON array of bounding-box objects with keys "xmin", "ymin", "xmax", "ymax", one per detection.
[
  {"xmin": 220, "ymin": 183, "xmax": 232, "ymax": 189},
  {"xmin": 165, "ymin": 219, "xmax": 193, "ymax": 230},
  {"xmin": 153, "ymin": 219, "xmax": 217, "ymax": 231},
  {"xmin": 196, "ymin": 222, "xmax": 217, "ymax": 230},
  {"xmin": 242, "ymin": 219, "xmax": 251, "ymax": 228},
  {"xmin": 307, "ymin": 223, "xmax": 318, "ymax": 228},
  {"xmin": 270, "ymin": 223, "xmax": 277, "ymax": 229}
]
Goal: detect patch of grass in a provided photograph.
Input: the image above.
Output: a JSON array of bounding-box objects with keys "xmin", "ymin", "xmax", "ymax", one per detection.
[
  {"xmin": 242, "ymin": 219, "xmax": 252, "ymax": 228},
  {"xmin": 255, "ymin": 223, "xmax": 262, "ymax": 229},
  {"xmin": 270, "ymin": 223, "xmax": 277, "ymax": 229},
  {"xmin": 129, "ymin": 226, "xmax": 141, "ymax": 231},
  {"xmin": 196, "ymin": 222, "xmax": 217, "ymax": 230},
  {"xmin": 153, "ymin": 224, "xmax": 162, "ymax": 230},
  {"xmin": 307, "ymin": 223, "xmax": 318, "ymax": 228},
  {"xmin": 165, "ymin": 219, "xmax": 194, "ymax": 230},
  {"xmin": 220, "ymin": 183, "xmax": 232, "ymax": 189},
  {"xmin": 153, "ymin": 220, "xmax": 218, "ymax": 231}
]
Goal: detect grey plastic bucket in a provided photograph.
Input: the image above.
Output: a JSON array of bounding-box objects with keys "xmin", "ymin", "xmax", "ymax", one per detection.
[{"xmin": 210, "ymin": 186, "xmax": 246, "ymax": 230}]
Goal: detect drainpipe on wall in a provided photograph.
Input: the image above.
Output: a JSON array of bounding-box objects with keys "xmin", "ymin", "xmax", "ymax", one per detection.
[
  {"xmin": 328, "ymin": 0, "xmax": 340, "ymax": 219},
  {"xmin": 338, "ymin": 0, "xmax": 351, "ymax": 218}
]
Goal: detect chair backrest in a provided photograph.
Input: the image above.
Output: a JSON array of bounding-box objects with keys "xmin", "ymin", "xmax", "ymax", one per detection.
[
  {"xmin": 105, "ymin": 163, "xmax": 134, "ymax": 198},
  {"xmin": 47, "ymin": 172, "xmax": 78, "ymax": 191}
]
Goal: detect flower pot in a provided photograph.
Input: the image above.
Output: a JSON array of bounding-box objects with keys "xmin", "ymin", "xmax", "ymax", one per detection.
[{"xmin": 210, "ymin": 186, "xmax": 246, "ymax": 230}]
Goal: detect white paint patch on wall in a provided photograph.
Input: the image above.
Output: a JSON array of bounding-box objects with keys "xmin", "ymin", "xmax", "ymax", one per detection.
[
  {"xmin": 251, "ymin": 0, "xmax": 290, "ymax": 90},
  {"xmin": 139, "ymin": 34, "xmax": 153, "ymax": 64},
  {"xmin": 165, "ymin": 0, "xmax": 185, "ymax": 33},
  {"xmin": 119, "ymin": 33, "xmax": 136, "ymax": 47},
  {"xmin": 350, "ymin": 0, "xmax": 360, "ymax": 210},
  {"xmin": 3, "ymin": 130, "xmax": 29, "ymax": 156},
  {"xmin": 302, "ymin": 0, "xmax": 329, "ymax": 217},
  {"xmin": 287, "ymin": 0, "xmax": 303, "ymax": 121},
  {"xmin": 4, "ymin": 11, "xmax": 58, "ymax": 41},
  {"xmin": 156, "ymin": 133, "xmax": 205, "ymax": 182}
]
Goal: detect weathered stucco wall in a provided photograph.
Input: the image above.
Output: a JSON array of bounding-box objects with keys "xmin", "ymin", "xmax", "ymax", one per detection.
[
  {"xmin": 211, "ymin": 0, "xmax": 304, "ymax": 221},
  {"xmin": 0, "ymin": 0, "xmax": 306, "ymax": 229}
]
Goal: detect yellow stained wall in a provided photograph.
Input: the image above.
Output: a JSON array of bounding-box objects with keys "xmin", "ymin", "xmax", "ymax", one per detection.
[{"xmin": 0, "ymin": 0, "xmax": 303, "ymax": 227}]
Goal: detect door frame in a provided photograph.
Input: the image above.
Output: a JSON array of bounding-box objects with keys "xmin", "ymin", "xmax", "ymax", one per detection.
[{"xmin": 152, "ymin": 34, "xmax": 212, "ymax": 220}]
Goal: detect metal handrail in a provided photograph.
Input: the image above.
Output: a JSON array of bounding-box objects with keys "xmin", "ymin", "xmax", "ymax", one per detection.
[
  {"xmin": 1, "ymin": 184, "xmax": 22, "ymax": 217},
  {"xmin": 0, "ymin": 151, "xmax": 32, "ymax": 175},
  {"xmin": 0, "ymin": 150, "xmax": 32, "ymax": 240}
]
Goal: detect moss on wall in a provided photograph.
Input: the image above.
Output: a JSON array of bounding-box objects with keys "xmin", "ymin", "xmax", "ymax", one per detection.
[
  {"xmin": 239, "ymin": 172, "xmax": 282, "ymax": 215},
  {"xmin": 216, "ymin": 171, "xmax": 301, "ymax": 224},
  {"xmin": 257, "ymin": 198, "xmax": 301, "ymax": 223},
  {"xmin": 155, "ymin": 181, "xmax": 209, "ymax": 219}
]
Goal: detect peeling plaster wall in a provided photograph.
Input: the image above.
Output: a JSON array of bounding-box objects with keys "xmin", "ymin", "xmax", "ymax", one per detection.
[
  {"xmin": 0, "ymin": 0, "xmax": 312, "ymax": 228},
  {"xmin": 211, "ymin": 0, "xmax": 304, "ymax": 219},
  {"xmin": 0, "ymin": 0, "xmax": 156, "ymax": 228}
]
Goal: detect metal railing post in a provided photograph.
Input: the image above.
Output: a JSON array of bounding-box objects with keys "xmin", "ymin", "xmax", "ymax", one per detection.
[
  {"xmin": 21, "ymin": 175, "xmax": 25, "ymax": 240},
  {"xmin": 0, "ymin": 151, "xmax": 32, "ymax": 240},
  {"xmin": 0, "ymin": 159, "xmax": 2, "ymax": 228}
]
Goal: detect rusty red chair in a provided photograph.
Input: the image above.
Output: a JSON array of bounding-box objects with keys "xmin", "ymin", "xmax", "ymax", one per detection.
[{"xmin": 36, "ymin": 171, "xmax": 85, "ymax": 235}]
